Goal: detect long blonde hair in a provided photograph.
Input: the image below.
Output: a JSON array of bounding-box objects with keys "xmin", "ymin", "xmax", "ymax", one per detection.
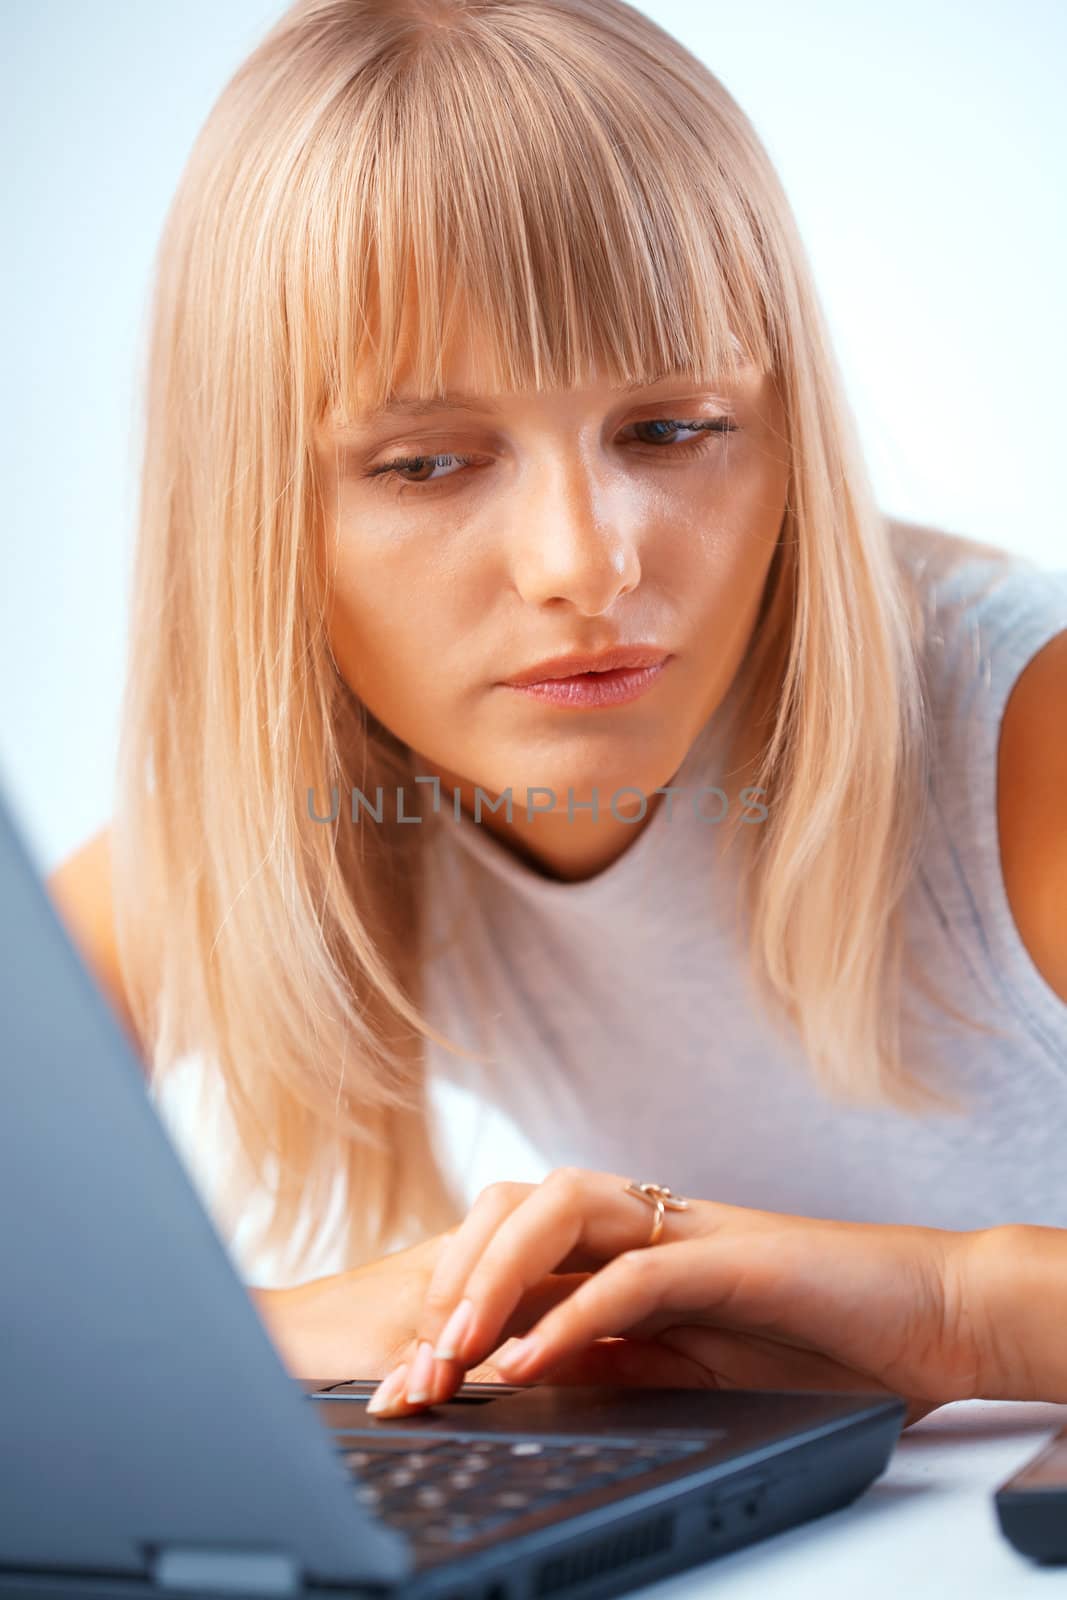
[{"xmin": 114, "ymin": 0, "xmax": 995, "ymax": 1282}]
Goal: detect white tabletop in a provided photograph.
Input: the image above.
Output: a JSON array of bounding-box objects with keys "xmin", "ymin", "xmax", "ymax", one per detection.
[{"xmin": 632, "ymin": 1399, "xmax": 1067, "ymax": 1600}]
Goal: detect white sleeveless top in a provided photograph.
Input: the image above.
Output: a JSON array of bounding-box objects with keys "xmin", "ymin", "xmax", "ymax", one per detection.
[{"xmin": 154, "ymin": 519, "xmax": 1067, "ymax": 1286}]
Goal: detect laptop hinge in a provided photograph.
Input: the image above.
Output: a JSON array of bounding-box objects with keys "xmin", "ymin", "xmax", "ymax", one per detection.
[{"xmin": 149, "ymin": 1545, "xmax": 302, "ymax": 1595}]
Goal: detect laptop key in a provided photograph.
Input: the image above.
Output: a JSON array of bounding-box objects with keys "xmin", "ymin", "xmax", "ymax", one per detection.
[{"xmin": 383, "ymin": 1468, "xmax": 419, "ymax": 1488}]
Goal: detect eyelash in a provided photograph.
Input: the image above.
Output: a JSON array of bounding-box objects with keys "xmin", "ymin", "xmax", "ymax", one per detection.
[{"xmin": 362, "ymin": 417, "xmax": 738, "ymax": 496}]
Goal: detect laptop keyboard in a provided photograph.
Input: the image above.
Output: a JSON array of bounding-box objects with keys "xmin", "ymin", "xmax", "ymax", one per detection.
[{"xmin": 339, "ymin": 1434, "xmax": 707, "ymax": 1548}]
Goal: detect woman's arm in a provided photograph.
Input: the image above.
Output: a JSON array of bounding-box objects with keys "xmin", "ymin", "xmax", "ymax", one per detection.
[
  {"xmin": 967, "ymin": 1224, "xmax": 1067, "ymax": 1402},
  {"xmin": 996, "ymin": 625, "xmax": 1067, "ymax": 1005}
]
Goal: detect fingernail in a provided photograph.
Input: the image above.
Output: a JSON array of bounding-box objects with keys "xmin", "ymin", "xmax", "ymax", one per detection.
[
  {"xmin": 495, "ymin": 1335, "xmax": 542, "ymax": 1377},
  {"xmin": 405, "ymin": 1340, "xmax": 437, "ymax": 1405},
  {"xmin": 433, "ymin": 1298, "xmax": 474, "ymax": 1362},
  {"xmin": 366, "ymin": 1362, "xmax": 409, "ymax": 1415}
]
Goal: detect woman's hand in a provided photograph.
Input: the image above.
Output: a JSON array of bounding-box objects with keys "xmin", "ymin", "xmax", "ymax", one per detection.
[
  {"xmin": 364, "ymin": 1169, "xmax": 992, "ymax": 1426},
  {"xmin": 250, "ymin": 1226, "xmax": 593, "ymax": 1391}
]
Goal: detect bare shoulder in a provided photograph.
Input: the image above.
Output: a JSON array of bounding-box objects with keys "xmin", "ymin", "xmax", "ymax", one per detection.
[
  {"xmin": 996, "ymin": 626, "xmax": 1067, "ymax": 1005},
  {"xmin": 47, "ymin": 824, "xmax": 146, "ymax": 1068}
]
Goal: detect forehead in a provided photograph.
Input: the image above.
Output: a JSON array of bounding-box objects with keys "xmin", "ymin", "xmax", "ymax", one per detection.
[
  {"xmin": 319, "ymin": 343, "xmax": 759, "ymax": 440},
  {"xmin": 317, "ymin": 281, "xmax": 756, "ymax": 434}
]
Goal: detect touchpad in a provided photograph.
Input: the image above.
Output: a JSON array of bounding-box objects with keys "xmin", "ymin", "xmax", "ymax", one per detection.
[
  {"xmin": 311, "ymin": 1378, "xmax": 513, "ymax": 1406},
  {"xmin": 310, "ymin": 1383, "xmax": 731, "ymax": 1441}
]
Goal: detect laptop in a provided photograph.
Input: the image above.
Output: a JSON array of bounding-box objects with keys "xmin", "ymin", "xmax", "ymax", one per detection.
[{"xmin": 0, "ymin": 775, "xmax": 906, "ymax": 1600}]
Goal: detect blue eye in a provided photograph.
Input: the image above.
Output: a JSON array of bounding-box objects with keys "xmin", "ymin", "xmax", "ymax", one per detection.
[
  {"xmin": 630, "ymin": 417, "xmax": 736, "ymax": 449},
  {"xmin": 364, "ymin": 416, "xmax": 738, "ymax": 494}
]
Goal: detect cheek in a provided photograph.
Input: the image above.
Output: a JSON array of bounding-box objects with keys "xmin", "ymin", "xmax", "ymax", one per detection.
[
  {"xmin": 643, "ymin": 456, "xmax": 784, "ymax": 640},
  {"xmin": 324, "ymin": 535, "xmax": 480, "ymax": 721},
  {"xmin": 648, "ymin": 487, "xmax": 781, "ymax": 596},
  {"xmin": 326, "ymin": 511, "xmax": 501, "ymax": 662},
  {"xmin": 643, "ymin": 429, "xmax": 787, "ymax": 546},
  {"xmin": 323, "ymin": 547, "xmax": 419, "ymax": 704},
  {"xmin": 697, "ymin": 431, "xmax": 789, "ymax": 538}
]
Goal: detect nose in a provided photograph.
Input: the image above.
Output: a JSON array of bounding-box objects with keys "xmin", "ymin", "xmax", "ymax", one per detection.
[{"xmin": 508, "ymin": 457, "xmax": 642, "ymax": 616}]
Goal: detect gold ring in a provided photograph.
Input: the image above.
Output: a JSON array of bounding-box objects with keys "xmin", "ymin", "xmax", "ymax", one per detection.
[{"xmin": 623, "ymin": 1180, "xmax": 691, "ymax": 1247}]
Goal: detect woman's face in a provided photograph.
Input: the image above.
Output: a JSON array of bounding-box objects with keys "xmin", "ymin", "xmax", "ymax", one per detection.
[{"xmin": 314, "ymin": 333, "xmax": 790, "ymax": 882}]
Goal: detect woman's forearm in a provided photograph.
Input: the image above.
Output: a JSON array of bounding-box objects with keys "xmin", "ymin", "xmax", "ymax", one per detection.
[
  {"xmin": 248, "ymin": 1284, "xmax": 305, "ymax": 1374},
  {"xmin": 970, "ymin": 1224, "xmax": 1067, "ymax": 1402}
]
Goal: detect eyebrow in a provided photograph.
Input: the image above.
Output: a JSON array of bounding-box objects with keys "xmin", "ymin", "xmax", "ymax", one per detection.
[{"xmin": 331, "ymin": 373, "xmax": 731, "ymax": 430}]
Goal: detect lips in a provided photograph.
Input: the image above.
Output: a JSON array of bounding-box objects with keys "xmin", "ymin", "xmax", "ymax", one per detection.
[{"xmin": 503, "ymin": 645, "xmax": 670, "ymax": 686}]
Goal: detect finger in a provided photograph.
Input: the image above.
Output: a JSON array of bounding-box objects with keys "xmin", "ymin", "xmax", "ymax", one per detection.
[
  {"xmin": 365, "ymin": 1359, "xmax": 416, "ymax": 1418},
  {"xmin": 421, "ymin": 1168, "xmax": 709, "ymax": 1380},
  {"xmin": 490, "ymin": 1234, "xmax": 790, "ymax": 1382},
  {"xmin": 442, "ymin": 1336, "xmax": 711, "ymax": 1400},
  {"xmin": 416, "ymin": 1181, "xmax": 536, "ymax": 1378},
  {"xmin": 439, "ymin": 1271, "xmax": 601, "ymax": 1399},
  {"xmin": 365, "ymin": 1345, "xmax": 536, "ymax": 1417},
  {"xmin": 427, "ymin": 1273, "xmax": 598, "ymax": 1407},
  {"xmin": 370, "ymin": 1274, "xmax": 594, "ymax": 1419}
]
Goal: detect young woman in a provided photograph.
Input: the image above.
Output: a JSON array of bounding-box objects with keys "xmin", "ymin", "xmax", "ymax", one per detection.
[{"xmin": 49, "ymin": 0, "xmax": 1067, "ymax": 1429}]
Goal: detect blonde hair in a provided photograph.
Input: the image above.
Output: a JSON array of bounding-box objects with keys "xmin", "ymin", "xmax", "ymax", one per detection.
[{"xmin": 114, "ymin": 0, "xmax": 996, "ymax": 1282}]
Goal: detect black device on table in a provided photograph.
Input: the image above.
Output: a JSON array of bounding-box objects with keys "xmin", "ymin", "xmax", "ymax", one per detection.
[
  {"xmin": 995, "ymin": 1421, "xmax": 1067, "ymax": 1565},
  {"xmin": 0, "ymin": 773, "xmax": 905, "ymax": 1599}
]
